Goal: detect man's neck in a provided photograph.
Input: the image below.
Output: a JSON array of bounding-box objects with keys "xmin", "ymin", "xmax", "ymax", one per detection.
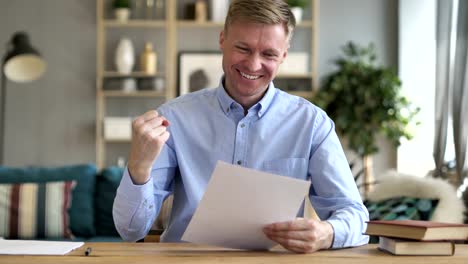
[{"xmin": 222, "ymin": 79, "xmax": 268, "ymax": 114}]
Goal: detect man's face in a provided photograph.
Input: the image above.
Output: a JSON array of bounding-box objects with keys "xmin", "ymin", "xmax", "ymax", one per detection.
[{"xmin": 219, "ymin": 20, "xmax": 288, "ymax": 108}]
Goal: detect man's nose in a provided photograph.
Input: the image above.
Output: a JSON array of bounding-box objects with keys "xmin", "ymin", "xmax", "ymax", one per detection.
[{"xmin": 245, "ymin": 54, "xmax": 262, "ymax": 72}]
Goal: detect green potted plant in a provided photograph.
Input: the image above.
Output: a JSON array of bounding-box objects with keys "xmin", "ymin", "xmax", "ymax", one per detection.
[
  {"xmin": 285, "ymin": 0, "xmax": 308, "ymax": 23},
  {"xmin": 312, "ymin": 42, "xmax": 420, "ymax": 197},
  {"xmin": 113, "ymin": 0, "xmax": 131, "ymax": 22}
]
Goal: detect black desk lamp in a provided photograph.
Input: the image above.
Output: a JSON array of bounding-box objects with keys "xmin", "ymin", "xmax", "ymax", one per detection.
[{"xmin": 1, "ymin": 32, "xmax": 46, "ymax": 164}]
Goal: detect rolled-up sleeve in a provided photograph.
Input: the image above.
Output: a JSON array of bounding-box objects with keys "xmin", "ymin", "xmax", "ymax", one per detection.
[
  {"xmin": 113, "ymin": 169, "xmax": 158, "ymax": 241},
  {"xmin": 113, "ymin": 129, "xmax": 178, "ymax": 242},
  {"xmin": 308, "ymin": 111, "xmax": 369, "ymax": 248}
]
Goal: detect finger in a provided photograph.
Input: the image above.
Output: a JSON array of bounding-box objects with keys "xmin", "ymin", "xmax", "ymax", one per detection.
[
  {"xmin": 264, "ymin": 218, "xmax": 313, "ymax": 232},
  {"xmin": 138, "ymin": 126, "xmax": 167, "ymax": 144},
  {"xmin": 264, "ymin": 230, "xmax": 314, "ymax": 241},
  {"xmin": 144, "ymin": 117, "xmax": 168, "ymax": 130},
  {"xmin": 142, "ymin": 110, "xmax": 159, "ymax": 121},
  {"xmin": 267, "ymin": 235, "xmax": 311, "ymax": 253},
  {"xmin": 149, "ymin": 126, "xmax": 168, "ymax": 138},
  {"xmin": 159, "ymin": 131, "xmax": 170, "ymax": 142},
  {"xmin": 133, "ymin": 111, "xmax": 163, "ymax": 129},
  {"xmin": 135, "ymin": 117, "xmax": 169, "ymax": 137}
]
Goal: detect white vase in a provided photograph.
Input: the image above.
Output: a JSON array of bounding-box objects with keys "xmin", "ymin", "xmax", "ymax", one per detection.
[
  {"xmin": 211, "ymin": 0, "xmax": 229, "ymax": 23},
  {"xmin": 115, "ymin": 8, "xmax": 130, "ymax": 22},
  {"xmin": 115, "ymin": 38, "xmax": 135, "ymax": 74},
  {"xmin": 291, "ymin": 7, "xmax": 303, "ymax": 24}
]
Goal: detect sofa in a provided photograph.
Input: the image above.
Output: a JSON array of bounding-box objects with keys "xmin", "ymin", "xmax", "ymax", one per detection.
[{"xmin": 0, "ymin": 164, "xmax": 125, "ymax": 242}]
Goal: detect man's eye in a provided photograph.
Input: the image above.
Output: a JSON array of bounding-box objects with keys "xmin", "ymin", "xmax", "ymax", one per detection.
[{"xmin": 236, "ymin": 46, "xmax": 249, "ymax": 52}]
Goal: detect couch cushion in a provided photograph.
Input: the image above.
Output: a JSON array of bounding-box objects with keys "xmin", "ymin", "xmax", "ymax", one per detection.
[
  {"xmin": 95, "ymin": 167, "xmax": 123, "ymax": 236},
  {"xmin": 0, "ymin": 181, "xmax": 75, "ymax": 239},
  {"xmin": 0, "ymin": 164, "xmax": 97, "ymax": 237}
]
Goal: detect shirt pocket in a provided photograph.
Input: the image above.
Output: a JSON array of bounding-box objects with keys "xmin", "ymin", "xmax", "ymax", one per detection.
[{"xmin": 262, "ymin": 158, "xmax": 309, "ymax": 180}]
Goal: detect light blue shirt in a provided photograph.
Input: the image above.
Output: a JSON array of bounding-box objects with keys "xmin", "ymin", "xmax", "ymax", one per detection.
[{"xmin": 113, "ymin": 81, "xmax": 369, "ymax": 248}]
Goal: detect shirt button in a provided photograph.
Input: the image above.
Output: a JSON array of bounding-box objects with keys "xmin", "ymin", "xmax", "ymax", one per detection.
[
  {"xmin": 240, "ymin": 124, "xmax": 245, "ymax": 128},
  {"xmin": 237, "ymin": 160, "xmax": 242, "ymax": 165}
]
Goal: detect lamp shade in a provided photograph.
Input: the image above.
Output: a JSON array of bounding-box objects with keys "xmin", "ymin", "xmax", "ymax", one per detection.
[{"xmin": 3, "ymin": 32, "xmax": 46, "ymax": 83}]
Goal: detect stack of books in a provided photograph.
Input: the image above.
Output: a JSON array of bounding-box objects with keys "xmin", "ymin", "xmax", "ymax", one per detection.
[{"xmin": 365, "ymin": 220, "xmax": 468, "ymax": 256}]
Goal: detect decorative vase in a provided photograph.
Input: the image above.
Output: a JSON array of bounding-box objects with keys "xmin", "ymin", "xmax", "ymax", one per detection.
[
  {"xmin": 291, "ymin": 7, "xmax": 303, "ymax": 23},
  {"xmin": 211, "ymin": 0, "xmax": 229, "ymax": 23},
  {"xmin": 115, "ymin": 8, "xmax": 130, "ymax": 22},
  {"xmin": 195, "ymin": 0, "xmax": 208, "ymax": 22},
  {"xmin": 139, "ymin": 42, "xmax": 157, "ymax": 74},
  {"xmin": 115, "ymin": 38, "xmax": 135, "ymax": 74}
]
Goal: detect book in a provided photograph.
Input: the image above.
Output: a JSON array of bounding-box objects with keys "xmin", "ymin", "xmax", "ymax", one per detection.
[
  {"xmin": 378, "ymin": 236, "xmax": 455, "ymax": 256},
  {"xmin": 365, "ymin": 220, "xmax": 468, "ymax": 241}
]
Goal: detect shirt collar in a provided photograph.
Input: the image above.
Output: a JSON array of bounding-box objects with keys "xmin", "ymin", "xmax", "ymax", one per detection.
[{"xmin": 216, "ymin": 77, "xmax": 276, "ymax": 118}]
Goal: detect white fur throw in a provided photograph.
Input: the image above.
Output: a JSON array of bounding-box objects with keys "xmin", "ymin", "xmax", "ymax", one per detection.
[{"xmin": 367, "ymin": 170, "xmax": 465, "ymax": 223}]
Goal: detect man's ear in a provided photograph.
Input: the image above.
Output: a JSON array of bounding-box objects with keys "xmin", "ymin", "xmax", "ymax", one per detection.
[
  {"xmin": 280, "ymin": 49, "xmax": 288, "ymax": 64},
  {"xmin": 219, "ymin": 30, "xmax": 225, "ymax": 51}
]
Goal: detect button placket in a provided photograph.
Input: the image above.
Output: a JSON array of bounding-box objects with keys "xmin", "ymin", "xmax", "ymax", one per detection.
[{"xmin": 233, "ymin": 118, "xmax": 250, "ymax": 167}]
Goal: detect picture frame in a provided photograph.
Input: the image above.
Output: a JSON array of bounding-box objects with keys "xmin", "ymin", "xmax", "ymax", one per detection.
[{"xmin": 178, "ymin": 51, "xmax": 224, "ymax": 96}]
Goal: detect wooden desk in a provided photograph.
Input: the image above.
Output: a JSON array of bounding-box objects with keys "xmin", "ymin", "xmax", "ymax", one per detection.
[{"xmin": 1, "ymin": 243, "xmax": 467, "ymax": 264}]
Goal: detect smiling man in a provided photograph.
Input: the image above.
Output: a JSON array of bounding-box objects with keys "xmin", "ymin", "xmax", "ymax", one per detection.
[{"xmin": 113, "ymin": 0, "xmax": 369, "ymax": 254}]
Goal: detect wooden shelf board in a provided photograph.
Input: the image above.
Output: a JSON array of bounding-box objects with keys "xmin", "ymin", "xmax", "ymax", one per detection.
[
  {"xmin": 104, "ymin": 20, "xmax": 167, "ymax": 28},
  {"xmin": 103, "ymin": 71, "xmax": 164, "ymax": 78},
  {"xmin": 102, "ymin": 90, "xmax": 166, "ymax": 97}
]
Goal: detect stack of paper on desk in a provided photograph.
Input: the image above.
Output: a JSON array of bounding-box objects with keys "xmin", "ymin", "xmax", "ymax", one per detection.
[
  {"xmin": 0, "ymin": 239, "xmax": 84, "ymax": 255},
  {"xmin": 182, "ymin": 161, "xmax": 311, "ymax": 250}
]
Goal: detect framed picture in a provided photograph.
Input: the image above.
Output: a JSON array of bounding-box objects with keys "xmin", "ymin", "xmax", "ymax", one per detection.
[{"xmin": 178, "ymin": 51, "xmax": 224, "ymax": 96}]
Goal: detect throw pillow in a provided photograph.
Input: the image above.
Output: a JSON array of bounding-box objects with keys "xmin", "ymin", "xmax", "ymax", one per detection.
[
  {"xmin": 0, "ymin": 181, "xmax": 75, "ymax": 239},
  {"xmin": 94, "ymin": 167, "xmax": 124, "ymax": 236},
  {"xmin": 364, "ymin": 196, "xmax": 439, "ymax": 221},
  {"xmin": 0, "ymin": 164, "xmax": 98, "ymax": 237}
]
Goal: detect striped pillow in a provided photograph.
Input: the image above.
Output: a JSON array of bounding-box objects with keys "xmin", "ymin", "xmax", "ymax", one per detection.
[{"xmin": 0, "ymin": 181, "xmax": 76, "ymax": 239}]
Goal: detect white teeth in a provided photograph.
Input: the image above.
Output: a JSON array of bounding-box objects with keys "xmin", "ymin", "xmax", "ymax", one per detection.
[{"xmin": 240, "ymin": 71, "xmax": 260, "ymax": 80}]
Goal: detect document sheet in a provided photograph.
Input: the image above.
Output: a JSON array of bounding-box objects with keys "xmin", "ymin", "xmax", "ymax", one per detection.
[
  {"xmin": 0, "ymin": 239, "xmax": 84, "ymax": 255},
  {"xmin": 182, "ymin": 161, "xmax": 311, "ymax": 250}
]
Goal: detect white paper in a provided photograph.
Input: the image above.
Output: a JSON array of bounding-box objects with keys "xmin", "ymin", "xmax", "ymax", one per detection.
[
  {"xmin": 182, "ymin": 161, "xmax": 311, "ymax": 250},
  {"xmin": 0, "ymin": 239, "xmax": 84, "ymax": 255}
]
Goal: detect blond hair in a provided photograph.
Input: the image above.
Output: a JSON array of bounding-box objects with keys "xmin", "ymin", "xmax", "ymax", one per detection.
[{"xmin": 224, "ymin": 0, "xmax": 296, "ymax": 42}]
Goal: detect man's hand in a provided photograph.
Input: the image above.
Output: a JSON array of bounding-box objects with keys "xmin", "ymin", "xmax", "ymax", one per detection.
[
  {"xmin": 263, "ymin": 218, "xmax": 334, "ymax": 253},
  {"xmin": 127, "ymin": 110, "xmax": 170, "ymax": 185}
]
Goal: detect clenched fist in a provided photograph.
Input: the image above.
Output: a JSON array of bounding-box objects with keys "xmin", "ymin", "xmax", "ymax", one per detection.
[{"xmin": 127, "ymin": 110, "xmax": 170, "ymax": 185}]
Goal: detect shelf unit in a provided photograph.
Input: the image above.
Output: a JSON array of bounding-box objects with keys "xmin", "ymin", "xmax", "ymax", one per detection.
[{"xmin": 96, "ymin": 0, "xmax": 318, "ymax": 168}]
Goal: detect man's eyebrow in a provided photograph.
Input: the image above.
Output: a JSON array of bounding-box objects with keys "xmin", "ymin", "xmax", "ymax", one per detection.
[
  {"xmin": 233, "ymin": 41, "xmax": 249, "ymax": 46},
  {"xmin": 233, "ymin": 41, "xmax": 280, "ymax": 53},
  {"xmin": 263, "ymin": 48, "xmax": 281, "ymax": 55}
]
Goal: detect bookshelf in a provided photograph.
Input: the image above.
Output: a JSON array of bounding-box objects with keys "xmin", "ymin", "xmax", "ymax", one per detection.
[{"xmin": 96, "ymin": 0, "xmax": 318, "ymax": 168}]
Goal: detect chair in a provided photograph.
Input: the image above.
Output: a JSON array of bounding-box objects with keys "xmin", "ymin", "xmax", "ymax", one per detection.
[{"xmin": 143, "ymin": 195, "xmax": 173, "ymax": 242}]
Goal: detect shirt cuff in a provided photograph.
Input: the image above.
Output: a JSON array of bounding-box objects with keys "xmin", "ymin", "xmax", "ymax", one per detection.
[
  {"xmin": 325, "ymin": 218, "xmax": 345, "ymax": 248},
  {"xmin": 119, "ymin": 167, "xmax": 155, "ymax": 205}
]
